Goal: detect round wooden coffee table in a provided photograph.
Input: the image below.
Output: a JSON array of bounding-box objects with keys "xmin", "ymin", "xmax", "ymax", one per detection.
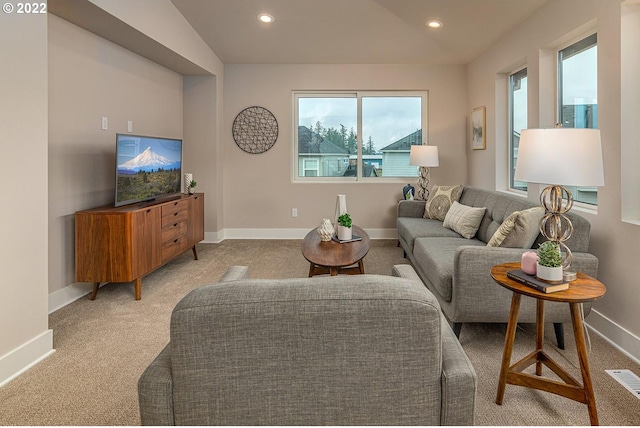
[{"xmin": 302, "ymin": 225, "xmax": 370, "ymax": 277}]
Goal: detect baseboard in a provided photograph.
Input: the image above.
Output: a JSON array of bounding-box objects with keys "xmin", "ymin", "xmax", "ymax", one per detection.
[
  {"xmin": 48, "ymin": 281, "xmax": 95, "ymax": 314},
  {"xmin": 219, "ymin": 228, "xmax": 397, "ymax": 240},
  {"xmin": 585, "ymin": 309, "xmax": 640, "ymax": 365},
  {"xmin": 50, "ymin": 228, "xmax": 397, "ymax": 314},
  {"xmin": 0, "ymin": 330, "xmax": 54, "ymax": 387}
]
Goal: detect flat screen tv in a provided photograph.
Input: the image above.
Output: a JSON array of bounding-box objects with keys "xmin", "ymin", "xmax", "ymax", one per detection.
[{"xmin": 115, "ymin": 133, "xmax": 183, "ymax": 207}]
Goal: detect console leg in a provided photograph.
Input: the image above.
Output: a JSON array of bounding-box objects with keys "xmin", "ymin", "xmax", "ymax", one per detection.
[
  {"xmin": 134, "ymin": 278, "xmax": 142, "ymax": 300},
  {"xmin": 553, "ymin": 323, "xmax": 565, "ymax": 350},
  {"xmin": 90, "ymin": 282, "xmax": 99, "ymax": 300},
  {"xmin": 192, "ymin": 245, "xmax": 199, "ymax": 260}
]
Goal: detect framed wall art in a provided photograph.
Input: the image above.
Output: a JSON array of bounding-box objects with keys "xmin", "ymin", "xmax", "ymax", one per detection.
[
  {"xmin": 232, "ymin": 106, "xmax": 279, "ymax": 154},
  {"xmin": 470, "ymin": 106, "xmax": 486, "ymax": 150}
]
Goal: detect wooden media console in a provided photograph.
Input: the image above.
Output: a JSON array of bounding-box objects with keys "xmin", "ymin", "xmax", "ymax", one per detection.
[{"xmin": 75, "ymin": 193, "xmax": 204, "ymax": 300}]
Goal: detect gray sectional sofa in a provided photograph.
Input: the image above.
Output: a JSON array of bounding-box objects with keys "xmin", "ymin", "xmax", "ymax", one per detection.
[{"xmin": 397, "ymin": 186, "xmax": 599, "ymax": 347}]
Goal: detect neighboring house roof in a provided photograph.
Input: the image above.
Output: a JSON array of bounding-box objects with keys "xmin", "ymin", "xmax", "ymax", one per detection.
[
  {"xmin": 298, "ymin": 126, "xmax": 349, "ymax": 155},
  {"xmin": 379, "ymin": 129, "xmax": 422, "ymax": 152},
  {"xmin": 343, "ymin": 163, "xmax": 378, "ymax": 177}
]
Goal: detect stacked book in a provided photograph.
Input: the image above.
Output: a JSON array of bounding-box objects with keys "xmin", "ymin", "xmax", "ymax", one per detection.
[{"xmin": 507, "ymin": 269, "xmax": 568, "ymax": 293}]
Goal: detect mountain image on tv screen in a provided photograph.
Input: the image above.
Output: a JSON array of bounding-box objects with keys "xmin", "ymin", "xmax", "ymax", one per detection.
[{"xmin": 116, "ymin": 135, "xmax": 182, "ymax": 206}]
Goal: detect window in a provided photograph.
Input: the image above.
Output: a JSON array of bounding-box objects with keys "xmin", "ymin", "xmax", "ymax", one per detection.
[
  {"xmin": 558, "ymin": 33, "xmax": 598, "ymax": 205},
  {"xmin": 293, "ymin": 91, "xmax": 428, "ymax": 181},
  {"xmin": 509, "ymin": 67, "xmax": 528, "ymax": 192}
]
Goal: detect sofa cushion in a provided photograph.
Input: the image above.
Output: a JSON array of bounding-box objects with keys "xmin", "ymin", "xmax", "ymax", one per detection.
[
  {"xmin": 443, "ymin": 201, "xmax": 486, "ymax": 239},
  {"xmin": 397, "ymin": 217, "xmax": 462, "ymax": 252},
  {"xmin": 413, "ymin": 237, "xmax": 485, "ymax": 302},
  {"xmin": 487, "ymin": 207, "xmax": 545, "ymax": 248},
  {"xmin": 458, "ymin": 187, "xmax": 541, "ymax": 244},
  {"xmin": 423, "ymin": 185, "xmax": 463, "ymax": 221}
]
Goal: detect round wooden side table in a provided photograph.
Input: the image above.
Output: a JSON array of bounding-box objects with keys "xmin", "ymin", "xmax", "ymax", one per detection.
[{"xmin": 490, "ymin": 262, "xmax": 606, "ymax": 426}]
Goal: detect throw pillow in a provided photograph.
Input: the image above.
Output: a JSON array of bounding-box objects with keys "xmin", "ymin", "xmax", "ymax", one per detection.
[
  {"xmin": 423, "ymin": 185, "xmax": 463, "ymax": 221},
  {"xmin": 443, "ymin": 201, "xmax": 486, "ymax": 239},
  {"xmin": 487, "ymin": 206, "xmax": 545, "ymax": 248}
]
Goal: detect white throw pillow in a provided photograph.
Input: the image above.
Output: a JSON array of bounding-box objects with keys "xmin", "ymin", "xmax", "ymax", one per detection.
[{"xmin": 443, "ymin": 201, "xmax": 486, "ymax": 239}]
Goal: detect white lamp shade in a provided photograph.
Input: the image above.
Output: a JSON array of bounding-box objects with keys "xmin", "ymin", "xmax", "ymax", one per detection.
[
  {"xmin": 514, "ymin": 128, "xmax": 604, "ymax": 187},
  {"xmin": 409, "ymin": 145, "xmax": 439, "ymax": 167}
]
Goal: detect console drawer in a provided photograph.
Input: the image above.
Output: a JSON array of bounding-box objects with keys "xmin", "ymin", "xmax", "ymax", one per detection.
[
  {"xmin": 161, "ymin": 203, "xmax": 189, "ymax": 227},
  {"xmin": 161, "ymin": 221, "xmax": 188, "ymax": 242},
  {"xmin": 162, "ymin": 235, "xmax": 189, "ymax": 261}
]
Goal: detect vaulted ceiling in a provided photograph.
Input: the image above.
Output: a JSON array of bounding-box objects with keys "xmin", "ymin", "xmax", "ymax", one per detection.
[{"xmin": 171, "ymin": 0, "xmax": 550, "ymax": 65}]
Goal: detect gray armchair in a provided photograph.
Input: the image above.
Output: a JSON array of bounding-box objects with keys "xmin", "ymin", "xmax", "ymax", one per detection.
[{"xmin": 138, "ymin": 265, "xmax": 477, "ymax": 425}]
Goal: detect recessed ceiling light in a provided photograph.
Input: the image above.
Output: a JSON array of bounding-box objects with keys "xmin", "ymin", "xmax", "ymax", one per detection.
[
  {"xmin": 258, "ymin": 13, "xmax": 274, "ymax": 24},
  {"xmin": 426, "ymin": 20, "xmax": 443, "ymax": 29}
]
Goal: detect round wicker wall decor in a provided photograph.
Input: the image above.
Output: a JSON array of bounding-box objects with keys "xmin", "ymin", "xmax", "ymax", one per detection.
[{"xmin": 232, "ymin": 106, "xmax": 279, "ymax": 154}]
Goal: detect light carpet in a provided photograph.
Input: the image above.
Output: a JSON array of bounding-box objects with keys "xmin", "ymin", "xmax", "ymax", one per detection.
[{"xmin": 0, "ymin": 240, "xmax": 639, "ymax": 426}]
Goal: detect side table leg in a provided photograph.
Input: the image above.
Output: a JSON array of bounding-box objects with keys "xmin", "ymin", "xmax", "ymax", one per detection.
[
  {"xmin": 571, "ymin": 302, "xmax": 599, "ymax": 425},
  {"xmin": 496, "ymin": 292, "xmax": 522, "ymax": 405},
  {"xmin": 536, "ymin": 299, "xmax": 545, "ymax": 376}
]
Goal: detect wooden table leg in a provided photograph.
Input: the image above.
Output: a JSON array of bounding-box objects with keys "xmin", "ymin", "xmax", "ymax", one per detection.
[
  {"xmin": 330, "ymin": 267, "xmax": 338, "ymax": 276},
  {"xmin": 536, "ymin": 298, "xmax": 545, "ymax": 376},
  {"xmin": 358, "ymin": 259, "xmax": 365, "ymax": 274},
  {"xmin": 192, "ymin": 245, "xmax": 199, "ymax": 260},
  {"xmin": 308, "ymin": 263, "xmax": 315, "ymax": 277},
  {"xmin": 496, "ymin": 292, "xmax": 522, "ymax": 405},
  {"xmin": 571, "ymin": 302, "xmax": 599, "ymax": 425}
]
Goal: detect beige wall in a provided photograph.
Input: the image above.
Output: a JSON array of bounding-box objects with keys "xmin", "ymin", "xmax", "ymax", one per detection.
[
  {"xmin": 0, "ymin": 9, "xmax": 51, "ymax": 383},
  {"xmin": 48, "ymin": 14, "xmax": 184, "ymax": 295},
  {"xmin": 184, "ymin": 75, "xmax": 223, "ymax": 234},
  {"xmin": 222, "ymin": 64, "xmax": 468, "ymax": 234},
  {"xmin": 467, "ymin": 0, "xmax": 640, "ymax": 356}
]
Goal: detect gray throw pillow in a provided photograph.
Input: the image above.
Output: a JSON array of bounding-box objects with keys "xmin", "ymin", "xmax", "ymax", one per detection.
[
  {"xmin": 443, "ymin": 201, "xmax": 486, "ymax": 239},
  {"xmin": 423, "ymin": 185, "xmax": 463, "ymax": 221},
  {"xmin": 487, "ymin": 206, "xmax": 545, "ymax": 248}
]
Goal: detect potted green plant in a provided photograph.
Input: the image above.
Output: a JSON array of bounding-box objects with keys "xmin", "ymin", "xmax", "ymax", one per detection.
[
  {"xmin": 536, "ymin": 241, "xmax": 563, "ymax": 283},
  {"xmin": 337, "ymin": 213, "xmax": 352, "ymax": 241},
  {"xmin": 188, "ymin": 180, "xmax": 197, "ymax": 194}
]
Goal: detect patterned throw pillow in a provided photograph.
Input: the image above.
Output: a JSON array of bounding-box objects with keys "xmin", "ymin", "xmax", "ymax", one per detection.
[
  {"xmin": 443, "ymin": 201, "xmax": 486, "ymax": 239},
  {"xmin": 423, "ymin": 185, "xmax": 463, "ymax": 221},
  {"xmin": 487, "ymin": 206, "xmax": 545, "ymax": 248}
]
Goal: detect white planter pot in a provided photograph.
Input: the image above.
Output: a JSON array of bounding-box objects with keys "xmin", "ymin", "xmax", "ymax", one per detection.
[
  {"xmin": 536, "ymin": 262, "xmax": 563, "ymax": 283},
  {"xmin": 337, "ymin": 225, "xmax": 352, "ymax": 241}
]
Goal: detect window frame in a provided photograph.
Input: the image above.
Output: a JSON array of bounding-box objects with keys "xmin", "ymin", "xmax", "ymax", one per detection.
[
  {"xmin": 556, "ymin": 31, "xmax": 599, "ymax": 207},
  {"xmin": 292, "ymin": 90, "xmax": 429, "ymax": 183},
  {"xmin": 508, "ymin": 66, "xmax": 528, "ymax": 193}
]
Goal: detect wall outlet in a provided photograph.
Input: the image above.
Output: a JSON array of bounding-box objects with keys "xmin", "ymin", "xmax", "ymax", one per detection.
[
  {"xmin": 292, "ymin": 208, "xmax": 298, "ymax": 217},
  {"xmin": 127, "ymin": 120, "xmax": 133, "ymax": 133},
  {"xmin": 101, "ymin": 116, "xmax": 108, "ymax": 130}
]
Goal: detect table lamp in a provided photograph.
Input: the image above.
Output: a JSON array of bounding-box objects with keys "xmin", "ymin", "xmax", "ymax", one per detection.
[
  {"xmin": 514, "ymin": 127, "xmax": 604, "ymax": 272},
  {"xmin": 409, "ymin": 145, "xmax": 439, "ymax": 200}
]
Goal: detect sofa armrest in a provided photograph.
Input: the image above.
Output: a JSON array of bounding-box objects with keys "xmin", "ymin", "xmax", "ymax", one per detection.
[
  {"xmin": 138, "ymin": 345, "xmax": 174, "ymax": 426},
  {"xmin": 397, "ymin": 200, "xmax": 427, "ymax": 218},
  {"xmin": 440, "ymin": 313, "xmax": 477, "ymax": 426},
  {"xmin": 391, "ymin": 264, "xmax": 422, "ymax": 281},
  {"xmin": 393, "ymin": 263, "xmax": 477, "ymax": 425},
  {"xmin": 451, "ymin": 246, "xmax": 599, "ymax": 320},
  {"xmin": 219, "ymin": 265, "xmax": 250, "ymax": 282}
]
